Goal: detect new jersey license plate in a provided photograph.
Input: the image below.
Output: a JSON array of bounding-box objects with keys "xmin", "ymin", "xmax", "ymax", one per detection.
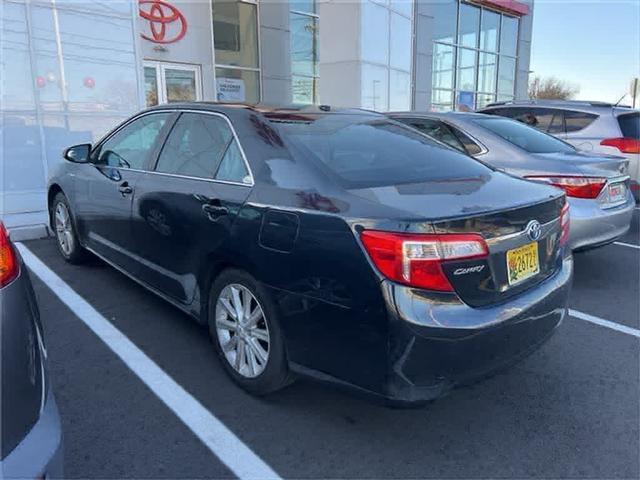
[{"xmin": 506, "ymin": 241, "xmax": 540, "ymax": 286}]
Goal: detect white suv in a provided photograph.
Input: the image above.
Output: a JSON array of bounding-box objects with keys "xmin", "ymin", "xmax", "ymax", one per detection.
[{"xmin": 479, "ymin": 100, "xmax": 640, "ymax": 201}]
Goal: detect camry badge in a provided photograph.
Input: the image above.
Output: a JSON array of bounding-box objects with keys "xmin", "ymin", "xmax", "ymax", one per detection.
[{"xmin": 525, "ymin": 220, "xmax": 542, "ymax": 241}]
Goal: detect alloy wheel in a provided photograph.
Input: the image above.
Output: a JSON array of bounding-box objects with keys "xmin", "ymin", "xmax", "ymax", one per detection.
[
  {"xmin": 54, "ymin": 202, "xmax": 74, "ymax": 256},
  {"xmin": 215, "ymin": 283, "xmax": 270, "ymax": 378}
]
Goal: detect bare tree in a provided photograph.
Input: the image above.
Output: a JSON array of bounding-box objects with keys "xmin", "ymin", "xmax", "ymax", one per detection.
[{"xmin": 529, "ymin": 76, "xmax": 580, "ymax": 100}]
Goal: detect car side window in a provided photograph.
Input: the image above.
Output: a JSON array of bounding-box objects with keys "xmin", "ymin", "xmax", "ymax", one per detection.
[
  {"xmin": 547, "ymin": 111, "xmax": 565, "ymax": 134},
  {"xmin": 563, "ymin": 110, "xmax": 598, "ymax": 133},
  {"xmin": 215, "ymin": 139, "xmax": 251, "ymax": 184},
  {"xmin": 406, "ymin": 118, "xmax": 465, "ymax": 152},
  {"xmin": 450, "ymin": 126, "xmax": 484, "ymax": 155},
  {"xmin": 155, "ymin": 113, "xmax": 234, "ymax": 179},
  {"xmin": 94, "ymin": 113, "xmax": 170, "ymax": 169}
]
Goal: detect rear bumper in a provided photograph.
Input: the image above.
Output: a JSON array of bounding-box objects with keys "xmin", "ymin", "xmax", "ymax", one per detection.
[
  {"xmin": 568, "ymin": 193, "xmax": 634, "ymax": 250},
  {"xmin": 0, "ymin": 389, "xmax": 63, "ymax": 479},
  {"xmin": 381, "ymin": 255, "xmax": 573, "ymax": 404}
]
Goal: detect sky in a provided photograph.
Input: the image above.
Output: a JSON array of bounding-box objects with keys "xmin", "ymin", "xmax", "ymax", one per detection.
[{"xmin": 530, "ymin": 0, "xmax": 640, "ymax": 104}]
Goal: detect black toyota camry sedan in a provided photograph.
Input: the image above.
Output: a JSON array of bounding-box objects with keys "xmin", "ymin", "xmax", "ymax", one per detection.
[{"xmin": 48, "ymin": 103, "xmax": 572, "ymax": 404}]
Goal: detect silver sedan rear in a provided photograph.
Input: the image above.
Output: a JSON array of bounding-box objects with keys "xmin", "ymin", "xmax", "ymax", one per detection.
[{"xmin": 390, "ymin": 112, "xmax": 635, "ymax": 251}]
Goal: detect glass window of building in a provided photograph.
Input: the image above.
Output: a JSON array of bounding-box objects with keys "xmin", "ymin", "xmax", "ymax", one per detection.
[
  {"xmin": 480, "ymin": 10, "xmax": 500, "ymax": 52},
  {"xmin": 431, "ymin": 2, "xmax": 520, "ymax": 110},
  {"xmin": 431, "ymin": 0, "xmax": 457, "ymax": 43},
  {"xmin": 390, "ymin": 12, "xmax": 411, "ymax": 72},
  {"xmin": 361, "ymin": 64, "xmax": 389, "ymax": 111},
  {"xmin": 212, "ymin": 0, "xmax": 260, "ymax": 103},
  {"xmin": 290, "ymin": 1, "xmax": 319, "ymax": 104},
  {"xmin": 458, "ymin": 3, "xmax": 480, "ymax": 48},
  {"xmin": 361, "ymin": 1, "xmax": 390, "ymax": 66},
  {"xmin": 360, "ymin": 0, "xmax": 412, "ymax": 111}
]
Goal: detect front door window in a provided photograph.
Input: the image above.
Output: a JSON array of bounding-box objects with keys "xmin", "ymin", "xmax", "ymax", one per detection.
[{"xmin": 144, "ymin": 62, "xmax": 202, "ymax": 106}]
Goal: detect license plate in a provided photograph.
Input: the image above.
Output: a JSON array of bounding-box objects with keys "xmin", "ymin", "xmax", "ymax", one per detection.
[
  {"xmin": 506, "ymin": 242, "xmax": 540, "ymax": 286},
  {"xmin": 608, "ymin": 183, "xmax": 626, "ymax": 203}
]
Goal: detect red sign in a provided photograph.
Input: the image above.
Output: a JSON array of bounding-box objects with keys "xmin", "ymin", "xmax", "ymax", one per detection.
[
  {"xmin": 139, "ymin": 0, "xmax": 187, "ymax": 44},
  {"xmin": 473, "ymin": 0, "xmax": 530, "ymax": 16}
]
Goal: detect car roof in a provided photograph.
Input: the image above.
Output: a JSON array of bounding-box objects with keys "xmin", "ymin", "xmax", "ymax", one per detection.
[
  {"xmin": 481, "ymin": 99, "xmax": 637, "ymax": 114},
  {"xmin": 389, "ymin": 111, "xmax": 488, "ymax": 120},
  {"xmin": 144, "ymin": 102, "xmax": 380, "ymax": 117}
]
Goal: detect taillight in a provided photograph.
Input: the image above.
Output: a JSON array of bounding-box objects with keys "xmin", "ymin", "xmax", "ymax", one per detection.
[
  {"xmin": 0, "ymin": 222, "xmax": 19, "ymax": 288},
  {"xmin": 559, "ymin": 201, "xmax": 570, "ymax": 248},
  {"xmin": 360, "ymin": 230, "xmax": 488, "ymax": 292},
  {"xmin": 600, "ymin": 137, "xmax": 640, "ymax": 154},
  {"xmin": 526, "ymin": 175, "xmax": 606, "ymax": 199}
]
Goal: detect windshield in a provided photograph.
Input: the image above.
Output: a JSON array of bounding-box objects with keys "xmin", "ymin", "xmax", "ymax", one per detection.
[
  {"xmin": 270, "ymin": 113, "xmax": 491, "ymax": 188},
  {"xmin": 472, "ymin": 116, "xmax": 576, "ymax": 154}
]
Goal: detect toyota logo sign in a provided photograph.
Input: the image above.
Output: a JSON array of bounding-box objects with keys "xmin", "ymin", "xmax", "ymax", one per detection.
[
  {"xmin": 525, "ymin": 220, "xmax": 542, "ymax": 241},
  {"xmin": 139, "ymin": 0, "xmax": 187, "ymax": 44}
]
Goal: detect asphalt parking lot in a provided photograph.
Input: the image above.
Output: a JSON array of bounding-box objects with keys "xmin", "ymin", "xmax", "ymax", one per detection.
[{"xmin": 19, "ymin": 208, "xmax": 640, "ymax": 479}]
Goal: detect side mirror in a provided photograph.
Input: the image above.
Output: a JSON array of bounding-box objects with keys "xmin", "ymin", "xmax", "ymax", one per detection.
[{"xmin": 63, "ymin": 144, "xmax": 91, "ymax": 163}]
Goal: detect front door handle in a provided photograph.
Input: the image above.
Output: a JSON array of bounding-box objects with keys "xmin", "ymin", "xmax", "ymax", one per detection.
[{"xmin": 118, "ymin": 182, "xmax": 133, "ymax": 196}]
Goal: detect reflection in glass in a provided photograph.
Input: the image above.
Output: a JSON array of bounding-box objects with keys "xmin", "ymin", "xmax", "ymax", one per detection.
[
  {"xmin": 215, "ymin": 67, "xmax": 260, "ymax": 103},
  {"xmin": 390, "ymin": 12, "xmax": 411, "ymax": 72},
  {"xmin": 361, "ymin": 63, "xmax": 389, "ymax": 111},
  {"xmin": 361, "ymin": 1, "xmax": 389, "ymax": 65},
  {"xmin": 457, "ymin": 48, "xmax": 477, "ymax": 92},
  {"xmin": 458, "ymin": 3, "xmax": 480, "ymax": 48},
  {"xmin": 292, "ymin": 75, "xmax": 318, "ymax": 104},
  {"xmin": 144, "ymin": 67, "xmax": 158, "ymax": 107},
  {"xmin": 432, "ymin": 43, "xmax": 455, "ymax": 90},
  {"xmin": 480, "ymin": 10, "xmax": 500, "ymax": 52},
  {"xmin": 498, "ymin": 56, "xmax": 516, "ymax": 96},
  {"xmin": 389, "ymin": 69, "xmax": 411, "ymax": 111},
  {"xmin": 430, "ymin": 0, "xmax": 457, "ymax": 43},
  {"xmin": 478, "ymin": 52, "xmax": 497, "ymax": 93},
  {"xmin": 290, "ymin": 12, "xmax": 318, "ymax": 76},
  {"xmin": 212, "ymin": 0, "xmax": 259, "ymax": 68},
  {"xmin": 390, "ymin": 0, "xmax": 413, "ymax": 18},
  {"xmin": 476, "ymin": 93, "xmax": 496, "ymax": 109},
  {"xmin": 165, "ymin": 69, "xmax": 197, "ymax": 103},
  {"xmin": 431, "ymin": 89, "xmax": 453, "ymax": 111},
  {"xmin": 500, "ymin": 15, "xmax": 519, "ymax": 56},
  {"xmin": 290, "ymin": 0, "xmax": 316, "ymax": 14}
]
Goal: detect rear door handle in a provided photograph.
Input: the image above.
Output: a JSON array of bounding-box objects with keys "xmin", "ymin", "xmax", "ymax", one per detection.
[
  {"xmin": 118, "ymin": 183, "xmax": 133, "ymax": 196},
  {"xmin": 202, "ymin": 200, "xmax": 228, "ymax": 220}
]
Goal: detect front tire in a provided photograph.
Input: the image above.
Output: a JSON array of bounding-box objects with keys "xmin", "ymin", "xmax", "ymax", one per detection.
[
  {"xmin": 51, "ymin": 193, "xmax": 87, "ymax": 264},
  {"xmin": 208, "ymin": 269, "xmax": 292, "ymax": 395}
]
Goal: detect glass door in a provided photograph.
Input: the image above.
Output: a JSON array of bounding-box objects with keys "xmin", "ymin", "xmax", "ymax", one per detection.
[{"xmin": 144, "ymin": 61, "xmax": 202, "ymax": 106}]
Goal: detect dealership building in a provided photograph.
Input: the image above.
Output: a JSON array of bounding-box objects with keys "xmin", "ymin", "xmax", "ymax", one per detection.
[{"xmin": 1, "ymin": 0, "xmax": 534, "ymax": 238}]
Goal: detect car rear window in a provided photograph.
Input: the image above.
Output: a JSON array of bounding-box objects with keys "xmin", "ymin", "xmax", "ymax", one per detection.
[
  {"xmin": 617, "ymin": 112, "xmax": 640, "ymax": 139},
  {"xmin": 472, "ymin": 116, "xmax": 575, "ymax": 154},
  {"xmin": 271, "ymin": 114, "xmax": 491, "ymax": 188},
  {"xmin": 564, "ymin": 110, "xmax": 598, "ymax": 132}
]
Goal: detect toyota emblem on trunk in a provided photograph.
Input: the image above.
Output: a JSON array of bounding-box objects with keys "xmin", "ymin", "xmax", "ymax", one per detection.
[{"xmin": 525, "ymin": 220, "xmax": 542, "ymax": 241}]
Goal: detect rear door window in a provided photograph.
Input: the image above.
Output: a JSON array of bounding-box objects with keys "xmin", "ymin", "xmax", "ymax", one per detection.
[
  {"xmin": 617, "ymin": 112, "xmax": 640, "ymax": 139},
  {"xmin": 402, "ymin": 118, "xmax": 466, "ymax": 152},
  {"xmin": 450, "ymin": 126, "xmax": 484, "ymax": 155},
  {"xmin": 156, "ymin": 113, "xmax": 233, "ymax": 179},
  {"xmin": 563, "ymin": 110, "xmax": 598, "ymax": 133}
]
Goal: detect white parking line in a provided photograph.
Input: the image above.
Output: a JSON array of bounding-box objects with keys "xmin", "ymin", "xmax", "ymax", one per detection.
[
  {"xmin": 614, "ymin": 241, "xmax": 640, "ymax": 250},
  {"xmin": 16, "ymin": 244, "xmax": 281, "ymax": 480},
  {"xmin": 569, "ymin": 309, "xmax": 640, "ymax": 339}
]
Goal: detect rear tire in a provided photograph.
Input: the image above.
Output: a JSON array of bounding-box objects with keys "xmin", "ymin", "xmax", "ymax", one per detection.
[
  {"xmin": 51, "ymin": 192, "xmax": 87, "ymax": 264},
  {"xmin": 207, "ymin": 269, "xmax": 293, "ymax": 395}
]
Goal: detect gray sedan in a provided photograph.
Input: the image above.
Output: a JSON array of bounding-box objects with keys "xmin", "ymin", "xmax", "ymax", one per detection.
[
  {"xmin": 0, "ymin": 222, "xmax": 63, "ymax": 478},
  {"xmin": 390, "ymin": 112, "xmax": 635, "ymax": 251}
]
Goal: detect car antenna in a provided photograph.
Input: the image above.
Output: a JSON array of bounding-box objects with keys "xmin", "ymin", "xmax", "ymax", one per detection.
[{"xmin": 613, "ymin": 93, "xmax": 627, "ymax": 107}]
